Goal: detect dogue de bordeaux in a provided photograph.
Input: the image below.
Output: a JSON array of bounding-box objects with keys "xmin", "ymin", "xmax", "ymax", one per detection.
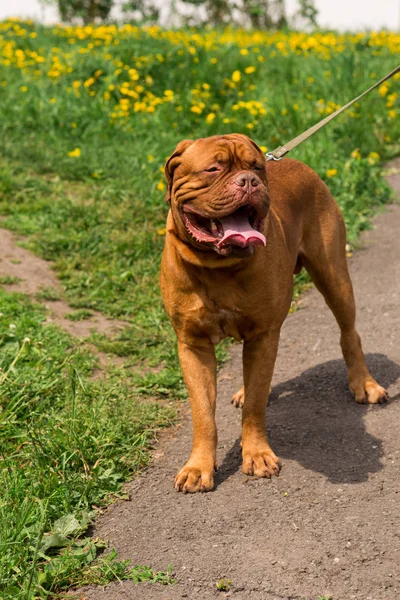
[{"xmin": 160, "ymin": 133, "xmax": 387, "ymax": 494}]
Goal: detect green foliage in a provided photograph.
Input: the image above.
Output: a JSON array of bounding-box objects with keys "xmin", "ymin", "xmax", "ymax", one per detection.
[
  {"xmin": 216, "ymin": 578, "xmax": 232, "ymax": 591},
  {"xmin": 297, "ymin": 0, "xmax": 318, "ymax": 27},
  {"xmin": 0, "ymin": 289, "xmax": 174, "ymax": 597},
  {"xmin": 241, "ymin": 0, "xmax": 288, "ymax": 29},
  {"xmin": 0, "ymin": 275, "xmax": 21, "ymax": 285},
  {"xmin": 65, "ymin": 308, "xmax": 94, "ymax": 320},
  {"xmin": 35, "ymin": 286, "xmax": 62, "ymax": 301},
  {"xmin": 181, "ymin": 0, "xmax": 233, "ymax": 26},
  {"xmin": 121, "ymin": 0, "xmax": 159, "ymax": 22},
  {"xmin": 52, "ymin": 0, "xmax": 314, "ymax": 28},
  {"xmin": 57, "ymin": 0, "xmax": 113, "ymax": 24}
]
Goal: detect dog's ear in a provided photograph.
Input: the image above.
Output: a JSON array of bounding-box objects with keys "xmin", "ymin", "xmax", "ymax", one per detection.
[
  {"xmin": 164, "ymin": 139, "xmax": 195, "ymax": 203},
  {"xmin": 237, "ymin": 134, "xmax": 266, "ymax": 160}
]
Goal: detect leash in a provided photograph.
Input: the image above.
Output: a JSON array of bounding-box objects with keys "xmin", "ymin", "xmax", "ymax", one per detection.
[{"xmin": 265, "ymin": 65, "xmax": 400, "ymax": 162}]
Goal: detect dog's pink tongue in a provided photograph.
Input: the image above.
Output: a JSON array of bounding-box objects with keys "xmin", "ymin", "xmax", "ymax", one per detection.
[{"xmin": 218, "ymin": 214, "xmax": 266, "ymax": 248}]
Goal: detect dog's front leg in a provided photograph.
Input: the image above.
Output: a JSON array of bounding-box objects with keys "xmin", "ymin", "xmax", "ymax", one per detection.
[
  {"xmin": 175, "ymin": 340, "xmax": 217, "ymax": 493},
  {"xmin": 241, "ymin": 331, "xmax": 281, "ymax": 478}
]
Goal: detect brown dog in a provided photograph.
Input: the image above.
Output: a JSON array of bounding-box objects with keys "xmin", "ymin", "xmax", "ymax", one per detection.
[{"xmin": 160, "ymin": 133, "xmax": 387, "ymax": 494}]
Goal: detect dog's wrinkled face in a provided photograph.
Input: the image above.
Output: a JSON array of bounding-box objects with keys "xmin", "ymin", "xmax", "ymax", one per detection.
[{"xmin": 164, "ymin": 134, "xmax": 270, "ymax": 257}]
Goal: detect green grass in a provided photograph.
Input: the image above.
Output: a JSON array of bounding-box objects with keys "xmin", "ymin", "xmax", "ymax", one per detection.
[
  {"xmin": 35, "ymin": 287, "xmax": 62, "ymax": 302},
  {"xmin": 0, "ymin": 289, "xmax": 174, "ymax": 597},
  {"xmin": 0, "ymin": 275, "xmax": 21, "ymax": 285},
  {"xmin": 0, "ymin": 18, "xmax": 398, "ymax": 598},
  {"xmin": 64, "ymin": 308, "xmax": 94, "ymax": 320}
]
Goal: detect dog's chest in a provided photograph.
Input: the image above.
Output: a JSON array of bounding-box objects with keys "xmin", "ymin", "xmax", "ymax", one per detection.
[
  {"xmin": 206, "ymin": 305, "xmax": 242, "ymax": 344},
  {"xmin": 188, "ymin": 290, "xmax": 249, "ymax": 345},
  {"xmin": 187, "ymin": 274, "xmax": 257, "ymax": 345}
]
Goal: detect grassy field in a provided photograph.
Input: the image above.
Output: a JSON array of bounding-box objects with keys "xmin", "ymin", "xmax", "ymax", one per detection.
[{"xmin": 0, "ymin": 18, "xmax": 399, "ymax": 598}]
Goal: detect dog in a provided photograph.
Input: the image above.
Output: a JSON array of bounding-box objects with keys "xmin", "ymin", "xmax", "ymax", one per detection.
[{"xmin": 160, "ymin": 133, "xmax": 387, "ymax": 493}]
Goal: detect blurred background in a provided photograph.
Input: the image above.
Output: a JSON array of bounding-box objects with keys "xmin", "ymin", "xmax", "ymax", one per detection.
[{"xmin": 1, "ymin": 0, "xmax": 399, "ymax": 30}]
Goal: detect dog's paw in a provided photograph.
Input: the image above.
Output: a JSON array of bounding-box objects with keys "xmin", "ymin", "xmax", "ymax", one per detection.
[
  {"xmin": 242, "ymin": 444, "xmax": 281, "ymax": 478},
  {"xmin": 351, "ymin": 377, "xmax": 388, "ymax": 404},
  {"xmin": 232, "ymin": 386, "xmax": 271, "ymax": 409},
  {"xmin": 231, "ymin": 387, "xmax": 245, "ymax": 408},
  {"xmin": 174, "ymin": 464, "xmax": 215, "ymax": 493}
]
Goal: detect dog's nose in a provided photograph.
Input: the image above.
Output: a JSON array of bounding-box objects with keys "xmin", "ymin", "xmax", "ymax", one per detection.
[{"xmin": 234, "ymin": 173, "xmax": 259, "ymax": 189}]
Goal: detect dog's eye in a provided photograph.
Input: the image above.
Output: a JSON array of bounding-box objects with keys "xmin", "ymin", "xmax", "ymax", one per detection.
[{"xmin": 204, "ymin": 167, "xmax": 220, "ymax": 173}]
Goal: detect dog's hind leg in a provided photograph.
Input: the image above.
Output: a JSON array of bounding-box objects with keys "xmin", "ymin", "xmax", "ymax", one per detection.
[
  {"xmin": 301, "ymin": 204, "xmax": 387, "ymax": 404},
  {"xmin": 231, "ymin": 384, "xmax": 272, "ymax": 408},
  {"xmin": 232, "ymin": 386, "xmax": 245, "ymax": 408}
]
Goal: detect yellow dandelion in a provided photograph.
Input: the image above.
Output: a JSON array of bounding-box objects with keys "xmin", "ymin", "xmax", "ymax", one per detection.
[
  {"xmin": 147, "ymin": 154, "xmax": 155, "ymax": 162},
  {"xmin": 157, "ymin": 227, "xmax": 167, "ymax": 235},
  {"xmin": 157, "ymin": 181, "xmax": 166, "ymax": 192},
  {"xmin": 49, "ymin": 98, "xmax": 56, "ymax": 104},
  {"xmin": 388, "ymin": 110, "xmax": 396, "ymax": 119},
  {"xmin": 20, "ymin": 86, "xmax": 28, "ymax": 92},
  {"xmin": 232, "ymin": 70, "xmax": 241, "ymax": 83},
  {"xmin": 326, "ymin": 168, "xmax": 337, "ymax": 178},
  {"xmin": 245, "ymin": 66, "xmax": 256, "ymax": 74},
  {"xmin": 379, "ymin": 83, "xmax": 389, "ymax": 97},
  {"xmin": 205, "ymin": 113, "xmax": 216, "ymax": 124},
  {"xmin": 68, "ymin": 148, "xmax": 81, "ymax": 158},
  {"xmin": 351, "ymin": 149, "xmax": 361, "ymax": 159},
  {"xmin": 259, "ymin": 145, "xmax": 267, "ymax": 153},
  {"xmin": 84, "ymin": 77, "xmax": 95, "ymax": 88},
  {"xmin": 367, "ymin": 152, "xmax": 380, "ymax": 165}
]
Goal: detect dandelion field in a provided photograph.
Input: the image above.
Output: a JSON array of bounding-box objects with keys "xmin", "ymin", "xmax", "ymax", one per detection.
[{"xmin": 0, "ymin": 18, "xmax": 399, "ymax": 598}]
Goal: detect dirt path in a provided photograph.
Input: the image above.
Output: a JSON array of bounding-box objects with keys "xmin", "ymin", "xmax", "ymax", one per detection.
[
  {"xmin": 74, "ymin": 161, "xmax": 400, "ymax": 600},
  {"xmin": 0, "ymin": 228, "xmax": 127, "ymax": 338}
]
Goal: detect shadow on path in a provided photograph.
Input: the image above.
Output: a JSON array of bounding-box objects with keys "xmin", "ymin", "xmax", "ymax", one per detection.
[{"xmin": 215, "ymin": 353, "xmax": 400, "ymax": 488}]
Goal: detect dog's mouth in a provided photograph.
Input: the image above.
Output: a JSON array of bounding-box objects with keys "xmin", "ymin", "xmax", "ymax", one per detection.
[{"xmin": 181, "ymin": 204, "xmax": 266, "ymax": 255}]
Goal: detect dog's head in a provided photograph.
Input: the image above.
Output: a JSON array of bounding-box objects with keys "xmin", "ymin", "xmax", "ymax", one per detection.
[{"xmin": 164, "ymin": 134, "xmax": 270, "ymax": 257}]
